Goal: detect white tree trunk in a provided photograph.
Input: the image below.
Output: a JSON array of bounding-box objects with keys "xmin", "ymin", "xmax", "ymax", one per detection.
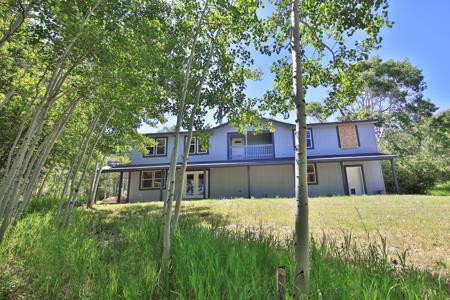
[
  {"xmin": 291, "ymin": 0, "xmax": 309, "ymax": 297},
  {"xmin": 0, "ymin": 103, "xmax": 48, "ymax": 221},
  {"xmin": 3, "ymin": 120, "xmax": 25, "ymax": 175},
  {"xmin": 160, "ymin": 0, "xmax": 209, "ymax": 277},
  {"xmin": 56, "ymin": 113, "xmax": 101, "ymax": 220},
  {"xmin": 171, "ymin": 33, "xmax": 217, "ymax": 234},
  {"xmin": 0, "ymin": 99, "xmax": 49, "ymax": 207},
  {"xmin": 0, "ymin": 1, "xmax": 98, "ymax": 201},
  {"xmin": 50, "ymin": 169, "xmax": 66, "ymax": 199},
  {"xmin": 16, "ymin": 99, "xmax": 79, "ymax": 219},
  {"xmin": 61, "ymin": 109, "xmax": 114, "ymax": 227},
  {"xmin": 35, "ymin": 167, "xmax": 53, "ymax": 200},
  {"xmin": 55, "ymin": 115, "xmax": 99, "ymax": 217},
  {"xmin": 87, "ymin": 159, "xmax": 103, "ymax": 208}
]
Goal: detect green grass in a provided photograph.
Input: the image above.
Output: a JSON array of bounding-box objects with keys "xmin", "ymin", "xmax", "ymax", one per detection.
[
  {"xmin": 99, "ymin": 195, "xmax": 450, "ymax": 272},
  {"xmin": 0, "ymin": 195, "xmax": 448, "ymax": 299},
  {"xmin": 428, "ymin": 182, "xmax": 450, "ymax": 196}
]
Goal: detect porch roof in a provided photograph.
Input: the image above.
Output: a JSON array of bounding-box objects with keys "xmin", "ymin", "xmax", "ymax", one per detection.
[{"xmin": 102, "ymin": 152, "xmax": 395, "ymax": 172}]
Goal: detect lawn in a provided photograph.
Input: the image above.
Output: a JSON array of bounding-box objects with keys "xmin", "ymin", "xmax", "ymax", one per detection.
[
  {"xmin": 0, "ymin": 194, "xmax": 448, "ymax": 299},
  {"xmin": 98, "ymin": 195, "xmax": 450, "ymax": 273}
]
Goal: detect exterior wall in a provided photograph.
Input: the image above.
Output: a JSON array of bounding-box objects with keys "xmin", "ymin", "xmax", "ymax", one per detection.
[
  {"xmin": 124, "ymin": 120, "xmax": 386, "ymax": 201},
  {"xmin": 343, "ymin": 160, "xmax": 385, "ymax": 194},
  {"xmin": 210, "ymin": 166, "xmax": 248, "ymax": 198},
  {"xmin": 273, "ymin": 123, "xmax": 295, "ymax": 158},
  {"xmin": 308, "ymin": 162, "xmax": 345, "ymax": 196},
  {"xmin": 126, "ymin": 160, "xmax": 386, "ymax": 202},
  {"xmin": 128, "ymin": 171, "xmax": 164, "ymax": 202},
  {"xmin": 178, "ymin": 122, "xmax": 288, "ymax": 162},
  {"xmin": 249, "ymin": 165, "xmax": 294, "ymax": 197},
  {"xmin": 129, "ymin": 121, "xmax": 379, "ymax": 166},
  {"xmin": 128, "ymin": 134, "xmax": 175, "ymax": 165},
  {"xmin": 307, "ymin": 123, "xmax": 379, "ymax": 157}
]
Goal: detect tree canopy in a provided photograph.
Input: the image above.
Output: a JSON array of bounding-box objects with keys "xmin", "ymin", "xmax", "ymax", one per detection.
[{"xmin": 337, "ymin": 57, "xmax": 438, "ymax": 137}]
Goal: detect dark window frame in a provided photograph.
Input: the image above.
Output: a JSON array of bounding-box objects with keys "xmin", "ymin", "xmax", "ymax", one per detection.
[
  {"xmin": 184, "ymin": 135, "xmax": 209, "ymax": 155},
  {"xmin": 307, "ymin": 163, "xmax": 318, "ymax": 184},
  {"xmin": 292, "ymin": 128, "xmax": 314, "ymax": 149},
  {"xmin": 139, "ymin": 169, "xmax": 167, "ymax": 190},
  {"xmin": 144, "ymin": 136, "xmax": 167, "ymax": 157}
]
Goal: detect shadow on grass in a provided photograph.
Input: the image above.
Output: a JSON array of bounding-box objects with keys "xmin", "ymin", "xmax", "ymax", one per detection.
[{"xmin": 88, "ymin": 202, "xmax": 233, "ymax": 231}]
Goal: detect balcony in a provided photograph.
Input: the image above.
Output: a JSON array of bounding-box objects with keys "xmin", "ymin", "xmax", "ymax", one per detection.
[
  {"xmin": 228, "ymin": 132, "xmax": 274, "ymax": 160},
  {"xmin": 228, "ymin": 144, "xmax": 274, "ymax": 160}
]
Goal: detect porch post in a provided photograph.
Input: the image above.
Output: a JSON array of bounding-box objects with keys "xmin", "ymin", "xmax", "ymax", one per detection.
[
  {"xmin": 117, "ymin": 171, "xmax": 123, "ymax": 203},
  {"xmin": 127, "ymin": 171, "xmax": 131, "ymax": 202},
  {"xmin": 203, "ymin": 170, "xmax": 206, "ymax": 199},
  {"xmin": 390, "ymin": 158, "xmax": 400, "ymax": 194},
  {"xmin": 340, "ymin": 161, "xmax": 349, "ymax": 195},
  {"xmin": 247, "ymin": 165, "xmax": 251, "ymax": 198}
]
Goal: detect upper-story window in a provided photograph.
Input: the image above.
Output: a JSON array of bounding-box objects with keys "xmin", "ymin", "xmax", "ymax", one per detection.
[
  {"xmin": 186, "ymin": 136, "xmax": 208, "ymax": 155},
  {"xmin": 306, "ymin": 129, "xmax": 313, "ymax": 149},
  {"xmin": 293, "ymin": 128, "xmax": 314, "ymax": 149},
  {"xmin": 145, "ymin": 137, "xmax": 167, "ymax": 156},
  {"xmin": 337, "ymin": 124, "xmax": 360, "ymax": 149}
]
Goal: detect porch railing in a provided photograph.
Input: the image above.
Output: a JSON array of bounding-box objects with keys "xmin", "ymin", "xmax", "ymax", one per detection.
[{"xmin": 228, "ymin": 144, "xmax": 274, "ymax": 160}]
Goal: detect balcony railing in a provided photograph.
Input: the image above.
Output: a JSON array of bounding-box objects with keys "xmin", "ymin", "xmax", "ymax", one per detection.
[{"xmin": 228, "ymin": 144, "xmax": 274, "ymax": 160}]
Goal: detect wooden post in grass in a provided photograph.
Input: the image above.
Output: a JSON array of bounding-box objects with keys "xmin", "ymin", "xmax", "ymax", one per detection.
[{"xmin": 276, "ymin": 266, "xmax": 287, "ymax": 299}]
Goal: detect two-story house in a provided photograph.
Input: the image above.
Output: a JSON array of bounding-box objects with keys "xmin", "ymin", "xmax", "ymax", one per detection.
[{"xmin": 103, "ymin": 119, "xmax": 399, "ymax": 202}]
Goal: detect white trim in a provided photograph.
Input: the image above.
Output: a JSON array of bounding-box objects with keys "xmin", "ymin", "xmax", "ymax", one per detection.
[
  {"xmin": 306, "ymin": 128, "xmax": 313, "ymax": 149},
  {"xmin": 105, "ymin": 154, "xmax": 396, "ymax": 172}
]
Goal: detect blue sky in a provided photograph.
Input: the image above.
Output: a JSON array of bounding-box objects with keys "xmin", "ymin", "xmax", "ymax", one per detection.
[{"xmin": 141, "ymin": 0, "xmax": 450, "ymax": 132}]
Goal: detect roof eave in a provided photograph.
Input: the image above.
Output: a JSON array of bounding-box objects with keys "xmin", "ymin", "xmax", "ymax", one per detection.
[{"xmin": 102, "ymin": 153, "xmax": 395, "ymax": 172}]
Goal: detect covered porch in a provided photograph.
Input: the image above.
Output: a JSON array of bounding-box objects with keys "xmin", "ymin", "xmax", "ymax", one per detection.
[
  {"xmin": 308, "ymin": 153, "xmax": 399, "ymax": 195},
  {"xmin": 98, "ymin": 152, "xmax": 399, "ymax": 203},
  {"xmin": 228, "ymin": 132, "xmax": 274, "ymax": 160}
]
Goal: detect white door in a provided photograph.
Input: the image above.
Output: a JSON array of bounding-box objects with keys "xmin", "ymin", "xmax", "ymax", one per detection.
[
  {"xmin": 184, "ymin": 171, "xmax": 208, "ymax": 199},
  {"xmin": 231, "ymin": 137, "xmax": 245, "ymax": 158},
  {"xmin": 346, "ymin": 166, "xmax": 365, "ymax": 195}
]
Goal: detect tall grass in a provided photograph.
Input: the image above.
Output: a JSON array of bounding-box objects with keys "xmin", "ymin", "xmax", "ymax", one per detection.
[
  {"xmin": 0, "ymin": 200, "xmax": 447, "ymax": 299},
  {"xmin": 428, "ymin": 181, "xmax": 450, "ymax": 196}
]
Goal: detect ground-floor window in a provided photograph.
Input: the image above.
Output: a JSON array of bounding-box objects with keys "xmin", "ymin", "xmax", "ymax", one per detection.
[
  {"xmin": 307, "ymin": 164, "xmax": 317, "ymax": 184},
  {"xmin": 140, "ymin": 170, "xmax": 166, "ymax": 189}
]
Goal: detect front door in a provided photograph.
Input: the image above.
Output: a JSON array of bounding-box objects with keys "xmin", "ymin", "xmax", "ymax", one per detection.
[
  {"xmin": 184, "ymin": 171, "xmax": 208, "ymax": 199},
  {"xmin": 231, "ymin": 136, "xmax": 245, "ymax": 159},
  {"xmin": 346, "ymin": 166, "xmax": 365, "ymax": 195}
]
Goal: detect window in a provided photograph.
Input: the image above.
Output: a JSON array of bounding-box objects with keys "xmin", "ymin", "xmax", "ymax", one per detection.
[
  {"xmin": 185, "ymin": 136, "xmax": 208, "ymax": 155},
  {"xmin": 306, "ymin": 129, "xmax": 313, "ymax": 149},
  {"xmin": 307, "ymin": 164, "xmax": 317, "ymax": 184},
  {"xmin": 197, "ymin": 137, "xmax": 208, "ymax": 154},
  {"xmin": 292, "ymin": 128, "xmax": 314, "ymax": 149},
  {"xmin": 145, "ymin": 137, "xmax": 167, "ymax": 156},
  {"xmin": 140, "ymin": 170, "xmax": 166, "ymax": 189},
  {"xmin": 337, "ymin": 124, "xmax": 359, "ymax": 149},
  {"xmin": 188, "ymin": 137, "xmax": 196, "ymax": 154}
]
